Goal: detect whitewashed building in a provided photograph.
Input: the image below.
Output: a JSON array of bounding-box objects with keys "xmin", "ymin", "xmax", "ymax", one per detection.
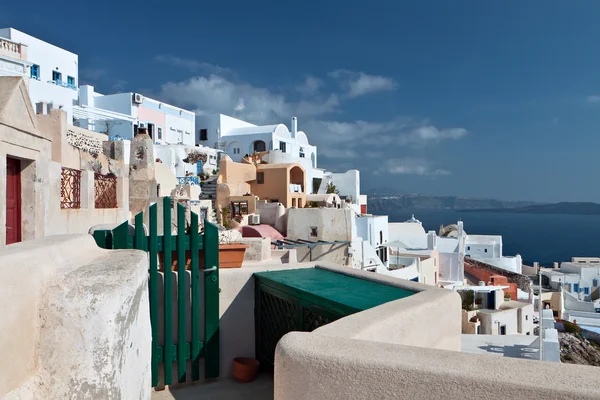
[
  {"xmin": 356, "ymin": 214, "xmax": 389, "ymax": 266},
  {"xmin": 0, "ymin": 28, "xmax": 78, "ymax": 121},
  {"xmin": 465, "ymin": 234, "xmax": 522, "ymax": 274},
  {"xmin": 542, "ymin": 257, "xmax": 600, "ymax": 301},
  {"xmin": 76, "ymin": 85, "xmax": 195, "ymax": 145}
]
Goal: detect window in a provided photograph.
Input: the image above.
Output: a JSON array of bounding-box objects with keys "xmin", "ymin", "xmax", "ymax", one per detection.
[
  {"xmin": 593, "ymin": 279, "xmax": 598, "ymax": 287},
  {"xmin": 270, "ymin": 199, "xmax": 279, "ymax": 203},
  {"xmin": 584, "ymin": 287, "xmax": 590, "ymax": 295},
  {"xmin": 157, "ymin": 127, "xmax": 162, "ymax": 140},
  {"xmin": 279, "ymin": 141, "xmax": 287, "ymax": 153},
  {"xmin": 467, "ymin": 246, "xmax": 470, "ymax": 251},
  {"xmin": 257, "ymin": 172, "xmax": 264, "ymax": 184},
  {"xmin": 30, "ymin": 64, "xmax": 40, "ymax": 80},
  {"xmin": 67, "ymin": 76, "xmax": 75, "ymax": 89},
  {"xmin": 299, "ymin": 147, "xmax": 305, "ymax": 158},
  {"xmin": 376, "ymin": 247, "xmax": 388, "ymax": 263},
  {"xmin": 52, "ymin": 70, "xmax": 62, "ymax": 83},
  {"xmin": 60, "ymin": 167, "xmax": 81, "ymax": 209},
  {"xmin": 310, "ymin": 226, "xmax": 318, "ymax": 237},
  {"xmin": 379, "ymin": 231, "xmax": 383, "ymax": 246},
  {"xmin": 574, "ymin": 283, "xmax": 579, "ymax": 293},
  {"xmin": 199, "ymin": 129, "xmax": 208, "ymax": 141},
  {"xmin": 525, "ymin": 315, "xmax": 528, "ymax": 321},
  {"xmin": 484, "ymin": 248, "xmax": 488, "ymax": 253},
  {"xmin": 231, "ymin": 201, "xmax": 249, "ymax": 217}
]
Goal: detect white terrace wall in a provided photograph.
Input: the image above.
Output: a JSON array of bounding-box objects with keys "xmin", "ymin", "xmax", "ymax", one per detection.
[
  {"xmin": 0, "ymin": 235, "xmax": 151, "ymax": 399},
  {"xmin": 275, "ymin": 267, "xmax": 600, "ymax": 400}
]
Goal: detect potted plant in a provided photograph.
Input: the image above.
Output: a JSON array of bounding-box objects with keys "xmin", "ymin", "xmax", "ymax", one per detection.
[
  {"xmin": 217, "ymin": 229, "xmax": 249, "ymax": 269},
  {"xmin": 233, "ymin": 357, "xmax": 260, "ymax": 383},
  {"xmin": 504, "ymin": 292, "xmax": 511, "ymax": 301}
]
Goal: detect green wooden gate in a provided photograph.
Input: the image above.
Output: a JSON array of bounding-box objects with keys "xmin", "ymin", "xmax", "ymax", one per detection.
[{"xmin": 93, "ymin": 197, "xmax": 219, "ymax": 387}]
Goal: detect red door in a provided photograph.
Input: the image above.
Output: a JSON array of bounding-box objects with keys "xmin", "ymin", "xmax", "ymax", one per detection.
[{"xmin": 6, "ymin": 158, "xmax": 21, "ymax": 244}]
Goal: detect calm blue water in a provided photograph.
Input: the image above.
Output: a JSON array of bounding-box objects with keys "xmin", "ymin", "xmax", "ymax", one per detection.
[{"xmin": 386, "ymin": 210, "xmax": 600, "ymax": 266}]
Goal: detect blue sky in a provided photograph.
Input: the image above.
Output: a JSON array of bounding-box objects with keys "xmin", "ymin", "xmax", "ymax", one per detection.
[{"xmin": 3, "ymin": 1, "xmax": 600, "ymax": 203}]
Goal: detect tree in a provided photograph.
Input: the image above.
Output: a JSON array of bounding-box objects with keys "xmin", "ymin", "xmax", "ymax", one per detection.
[
  {"xmin": 326, "ymin": 182, "xmax": 339, "ymax": 194},
  {"xmin": 99, "ymin": 120, "xmax": 119, "ymax": 136}
]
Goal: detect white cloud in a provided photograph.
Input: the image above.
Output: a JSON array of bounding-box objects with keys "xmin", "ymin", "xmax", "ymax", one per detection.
[
  {"xmin": 158, "ymin": 74, "xmax": 338, "ymax": 124},
  {"xmin": 411, "ymin": 126, "xmax": 468, "ymax": 141},
  {"xmin": 155, "ymin": 54, "xmax": 233, "ymax": 75},
  {"xmin": 588, "ymin": 95, "xmax": 600, "ymax": 103},
  {"xmin": 296, "ymin": 76, "xmax": 323, "ymax": 95},
  {"xmin": 381, "ymin": 158, "xmax": 451, "ymax": 176},
  {"xmin": 329, "ymin": 69, "xmax": 398, "ymax": 98}
]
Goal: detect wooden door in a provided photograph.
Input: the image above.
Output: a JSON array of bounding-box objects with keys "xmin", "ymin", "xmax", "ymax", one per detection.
[{"xmin": 6, "ymin": 157, "xmax": 21, "ymax": 244}]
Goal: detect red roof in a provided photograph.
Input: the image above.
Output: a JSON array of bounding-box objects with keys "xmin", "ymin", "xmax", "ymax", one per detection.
[{"xmin": 237, "ymin": 224, "xmax": 284, "ymax": 241}]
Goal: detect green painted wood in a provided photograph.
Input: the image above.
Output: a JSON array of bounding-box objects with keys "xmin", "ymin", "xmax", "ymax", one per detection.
[
  {"xmin": 203, "ymin": 220, "xmax": 220, "ymax": 379},
  {"xmin": 134, "ymin": 212, "xmax": 144, "ymax": 251},
  {"xmin": 254, "ymin": 268, "xmax": 415, "ymax": 313},
  {"xmin": 190, "ymin": 211, "xmax": 201, "ymax": 381},
  {"xmin": 112, "ymin": 221, "xmax": 129, "ymax": 249},
  {"xmin": 162, "ymin": 197, "xmax": 173, "ymax": 385},
  {"xmin": 92, "ymin": 230, "xmax": 108, "ymax": 248},
  {"xmin": 148, "ymin": 204, "xmax": 159, "ymax": 387},
  {"xmin": 176, "ymin": 203, "xmax": 187, "ymax": 383}
]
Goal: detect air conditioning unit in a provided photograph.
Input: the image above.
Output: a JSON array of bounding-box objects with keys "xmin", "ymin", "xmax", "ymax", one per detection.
[
  {"xmin": 248, "ymin": 214, "xmax": 260, "ymax": 225},
  {"xmin": 132, "ymin": 93, "xmax": 144, "ymax": 104}
]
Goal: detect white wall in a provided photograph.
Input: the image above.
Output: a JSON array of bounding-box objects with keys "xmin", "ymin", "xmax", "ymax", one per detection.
[
  {"xmin": 328, "ymin": 170, "xmax": 360, "ymax": 205},
  {"xmin": 0, "ymin": 235, "xmax": 150, "ymax": 399},
  {"xmin": 0, "ymin": 28, "xmax": 78, "ymax": 121},
  {"xmin": 165, "ymin": 113, "xmax": 194, "ymax": 145}
]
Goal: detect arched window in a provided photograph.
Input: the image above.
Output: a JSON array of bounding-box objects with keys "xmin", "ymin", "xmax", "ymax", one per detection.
[{"xmin": 253, "ymin": 140, "xmax": 266, "ymax": 152}]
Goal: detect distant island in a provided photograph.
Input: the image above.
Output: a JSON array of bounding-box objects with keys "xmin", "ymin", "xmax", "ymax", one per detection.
[
  {"xmin": 460, "ymin": 202, "xmax": 600, "ymax": 216},
  {"xmin": 365, "ymin": 190, "xmax": 540, "ymax": 212}
]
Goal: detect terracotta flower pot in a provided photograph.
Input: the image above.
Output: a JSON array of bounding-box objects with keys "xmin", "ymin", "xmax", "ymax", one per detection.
[
  {"xmin": 158, "ymin": 250, "xmax": 193, "ymax": 272},
  {"xmin": 218, "ymin": 243, "xmax": 249, "ymax": 269},
  {"xmin": 233, "ymin": 357, "xmax": 260, "ymax": 383}
]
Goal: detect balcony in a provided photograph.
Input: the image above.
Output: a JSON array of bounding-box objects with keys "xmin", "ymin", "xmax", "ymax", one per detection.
[
  {"xmin": 177, "ymin": 176, "xmax": 199, "ymax": 185},
  {"xmin": 47, "ymin": 80, "xmax": 77, "ymax": 90},
  {"xmin": 0, "ymin": 37, "xmax": 26, "ymax": 60}
]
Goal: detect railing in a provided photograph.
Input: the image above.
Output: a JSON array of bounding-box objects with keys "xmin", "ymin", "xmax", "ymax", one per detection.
[
  {"xmin": 92, "ymin": 197, "xmax": 220, "ymax": 388},
  {"xmin": 94, "ymin": 173, "xmax": 117, "ymax": 209},
  {"xmin": 47, "ymin": 80, "xmax": 77, "ymax": 90},
  {"xmin": 0, "ymin": 38, "xmax": 23, "ymax": 59},
  {"xmin": 60, "ymin": 167, "xmax": 81, "ymax": 209},
  {"xmin": 177, "ymin": 176, "xmax": 199, "ymax": 185},
  {"xmin": 108, "ymin": 135, "xmax": 124, "ymax": 141}
]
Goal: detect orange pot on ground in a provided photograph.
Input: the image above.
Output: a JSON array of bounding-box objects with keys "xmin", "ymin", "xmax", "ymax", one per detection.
[{"xmin": 233, "ymin": 357, "xmax": 260, "ymax": 383}]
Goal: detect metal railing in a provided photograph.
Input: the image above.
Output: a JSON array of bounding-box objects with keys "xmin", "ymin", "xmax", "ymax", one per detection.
[
  {"xmin": 94, "ymin": 173, "xmax": 117, "ymax": 208},
  {"xmin": 177, "ymin": 176, "xmax": 199, "ymax": 185},
  {"xmin": 60, "ymin": 167, "xmax": 81, "ymax": 209}
]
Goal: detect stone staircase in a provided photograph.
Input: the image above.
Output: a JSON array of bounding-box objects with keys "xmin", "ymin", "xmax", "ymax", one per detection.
[{"xmin": 200, "ymin": 178, "xmax": 218, "ymax": 224}]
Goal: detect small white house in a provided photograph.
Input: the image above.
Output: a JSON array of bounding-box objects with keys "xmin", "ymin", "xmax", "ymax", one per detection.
[
  {"xmin": 0, "ymin": 28, "xmax": 79, "ymax": 121},
  {"xmin": 356, "ymin": 214, "xmax": 389, "ymax": 266},
  {"xmin": 76, "ymin": 85, "xmax": 195, "ymax": 145},
  {"xmin": 542, "ymin": 257, "xmax": 600, "ymax": 301},
  {"xmin": 465, "ymin": 234, "xmax": 522, "ymax": 274}
]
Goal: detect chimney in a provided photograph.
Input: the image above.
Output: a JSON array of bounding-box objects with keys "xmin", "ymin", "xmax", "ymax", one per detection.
[
  {"xmin": 291, "ymin": 116, "xmax": 297, "ymax": 138},
  {"xmin": 35, "ymin": 101, "xmax": 48, "ymax": 115},
  {"xmin": 427, "ymin": 231, "xmax": 437, "ymax": 250}
]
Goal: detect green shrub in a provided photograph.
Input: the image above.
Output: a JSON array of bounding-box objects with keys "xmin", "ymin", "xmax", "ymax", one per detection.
[{"xmin": 563, "ymin": 321, "xmax": 581, "ymax": 335}]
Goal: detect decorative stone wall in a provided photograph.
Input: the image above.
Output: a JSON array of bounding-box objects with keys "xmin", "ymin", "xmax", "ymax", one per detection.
[
  {"xmin": 66, "ymin": 128, "xmax": 104, "ymax": 155},
  {"xmin": 465, "ymin": 257, "xmax": 531, "ymax": 292}
]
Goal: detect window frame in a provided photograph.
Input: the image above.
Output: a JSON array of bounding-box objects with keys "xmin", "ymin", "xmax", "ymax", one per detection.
[
  {"xmin": 199, "ymin": 128, "xmax": 208, "ymax": 141},
  {"xmin": 30, "ymin": 64, "xmax": 40, "ymax": 80},
  {"xmin": 279, "ymin": 141, "xmax": 287, "ymax": 153},
  {"xmin": 230, "ymin": 200, "xmax": 249, "ymax": 218},
  {"xmin": 256, "ymin": 172, "xmax": 265, "ymax": 184},
  {"xmin": 52, "ymin": 70, "xmax": 62, "ymax": 83},
  {"xmin": 67, "ymin": 75, "xmax": 75, "ymax": 89}
]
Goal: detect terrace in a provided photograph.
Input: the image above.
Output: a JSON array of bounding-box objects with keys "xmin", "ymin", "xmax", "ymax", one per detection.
[{"xmin": 1, "ymin": 227, "xmax": 600, "ymax": 399}]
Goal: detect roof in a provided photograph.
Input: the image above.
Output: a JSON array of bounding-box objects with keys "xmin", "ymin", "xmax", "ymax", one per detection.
[
  {"xmin": 237, "ymin": 224, "xmax": 284, "ymax": 241},
  {"xmin": 466, "ymin": 235, "xmax": 502, "ymax": 245},
  {"xmin": 224, "ymin": 124, "xmax": 279, "ymax": 136},
  {"xmin": 257, "ymin": 163, "xmax": 302, "ymax": 170}
]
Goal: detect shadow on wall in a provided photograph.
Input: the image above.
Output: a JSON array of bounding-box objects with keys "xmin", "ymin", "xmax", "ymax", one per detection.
[
  {"xmin": 294, "ymin": 244, "xmax": 348, "ymax": 263},
  {"xmin": 477, "ymin": 343, "xmax": 540, "ymax": 360}
]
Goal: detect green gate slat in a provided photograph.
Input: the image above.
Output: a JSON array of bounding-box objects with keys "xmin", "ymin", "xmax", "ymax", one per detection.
[
  {"xmin": 92, "ymin": 197, "xmax": 219, "ymax": 387},
  {"xmin": 190, "ymin": 211, "xmax": 201, "ymax": 380},
  {"xmin": 148, "ymin": 204, "xmax": 159, "ymax": 387},
  {"xmin": 162, "ymin": 197, "xmax": 173, "ymax": 385},
  {"xmin": 203, "ymin": 220, "xmax": 220, "ymax": 379},
  {"xmin": 176, "ymin": 203, "xmax": 187, "ymax": 383},
  {"xmin": 112, "ymin": 220, "xmax": 129, "ymax": 249}
]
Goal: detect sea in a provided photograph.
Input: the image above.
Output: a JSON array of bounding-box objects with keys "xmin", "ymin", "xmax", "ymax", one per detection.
[{"xmin": 385, "ymin": 209, "xmax": 600, "ymax": 266}]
